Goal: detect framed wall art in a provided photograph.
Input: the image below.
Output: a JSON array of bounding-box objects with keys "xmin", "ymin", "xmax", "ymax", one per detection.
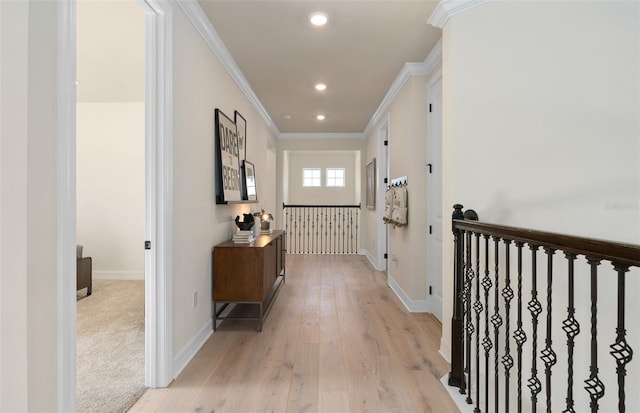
[
  {"xmin": 366, "ymin": 158, "xmax": 376, "ymax": 209},
  {"xmin": 215, "ymin": 108, "xmax": 242, "ymax": 203},
  {"xmin": 234, "ymin": 111, "xmax": 247, "ymax": 162},
  {"xmin": 242, "ymin": 160, "xmax": 258, "ymax": 201}
]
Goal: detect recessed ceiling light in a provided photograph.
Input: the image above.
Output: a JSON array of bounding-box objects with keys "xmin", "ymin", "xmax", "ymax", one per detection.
[
  {"xmin": 316, "ymin": 114, "xmax": 326, "ymax": 121},
  {"xmin": 283, "ymin": 114, "xmax": 292, "ymax": 120},
  {"xmin": 315, "ymin": 83, "xmax": 327, "ymax": 91},
  {"xmin": 310, "ymin": 12, "xmax": 328, "ymax": 26}
]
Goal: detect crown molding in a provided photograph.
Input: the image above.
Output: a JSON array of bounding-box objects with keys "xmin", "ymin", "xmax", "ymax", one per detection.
[
  {"xmin": 363, "ymin": 38, "xmax": 442, "ymax": 137},
  {"xmin": 427, "ymin": 0, "xmax": 492, "ymax": 28},
  {"xmin": 176, "ymin": 0, "xmax": 280, "ymax": 137},
  {"xmin": 278, "ymin": 133, "xmax": 365, "ymax": 140}
]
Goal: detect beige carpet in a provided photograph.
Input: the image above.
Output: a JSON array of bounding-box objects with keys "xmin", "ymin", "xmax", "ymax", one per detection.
[{"xmin": 77, "ymin": 280, "xmax": 146, "ymax": 413}]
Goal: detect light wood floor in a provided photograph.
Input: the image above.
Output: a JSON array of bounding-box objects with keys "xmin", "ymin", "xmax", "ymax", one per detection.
[{"xmin": 130, "ymin": 254, "xmax": 459, "ymax": 413}]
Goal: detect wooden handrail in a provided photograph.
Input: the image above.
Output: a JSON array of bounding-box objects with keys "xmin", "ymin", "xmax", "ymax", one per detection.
[
  {"xmin": 453, "ymin": 219, "xmax": 640, "ymax": 267},
  {"xmin": 283, "ymin": 203, "xmax": 361, "ymax": 209}
]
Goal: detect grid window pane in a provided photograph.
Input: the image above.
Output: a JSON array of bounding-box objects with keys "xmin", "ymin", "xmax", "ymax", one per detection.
[
  {"xmin": 326, "ymin": 168, "xmax": 345, "ymax": 187},
  {"xmin": 303, "ymin": 168, "xmax": 321, "ymax": 187}
]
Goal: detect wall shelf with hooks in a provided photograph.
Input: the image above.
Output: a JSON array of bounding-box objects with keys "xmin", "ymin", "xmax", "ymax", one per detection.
[{"xmin": 390, "ymin": 176, "xmax": 408, "ymax": 187}]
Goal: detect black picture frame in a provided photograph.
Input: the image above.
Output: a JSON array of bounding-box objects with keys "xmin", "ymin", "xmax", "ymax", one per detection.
[
  {"xmin": 234, "ymin": 111, "xmax": 247, "ymax": 162},
  {"xmin": 215, "ymin": 108, "xmax": 242, "ymax": 203},
  {"xmin": 242, "ymin": 160, "xmax": 258, "ymax": 201}
]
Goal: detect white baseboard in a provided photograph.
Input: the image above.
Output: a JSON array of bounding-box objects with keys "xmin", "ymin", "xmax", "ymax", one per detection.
[
  {"xmin": 387, "ymin": 274, "xmax": 429, "ymax": 313},
  {"xmin": 172, "ymin": 319, "xmax": 213, "ymax": 379},
  {"xmin": 439, "ymin": 336, "xmax": 451, "ymax": 363},
  {"xmin": 359, "ymin": 248, "xmax": 378, "ymax": 269},
  {"xmin": 93, "ymin": 270, "xmax": 145, "ymax": 280},
  {"xmin": 440, "ymin": 374, "xmax": 475, "ymax": 413}
]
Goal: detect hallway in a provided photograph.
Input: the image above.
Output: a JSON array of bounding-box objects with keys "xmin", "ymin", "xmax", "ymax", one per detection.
[{"xmin": 130, "ymin": 254, "xmax": 458, "ymax": 412}]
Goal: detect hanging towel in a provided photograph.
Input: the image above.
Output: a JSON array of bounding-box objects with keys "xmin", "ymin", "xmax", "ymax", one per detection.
[
  {"xmin": 383, "ymin": 186, "xmax": 394, "ymax": 222},
  {"xmin": 391, "ymin": 186, "xmax": 408, "ymax": 225}
]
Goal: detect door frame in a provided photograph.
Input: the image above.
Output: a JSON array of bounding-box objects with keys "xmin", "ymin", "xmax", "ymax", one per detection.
[
  {"xmin": 376, "ymin": 115, "xmax": 390, "ymax": 271},
  {"xmin": 426, "ymin": 68, "xmax": 443, "ymax": 321},
  {"xmin": 57, "ymin": 0, "xmax": 173, "ymax": 409},
  {"xmin": 139, "ymin": 0, "xmax": 173, "ymax": 389}
]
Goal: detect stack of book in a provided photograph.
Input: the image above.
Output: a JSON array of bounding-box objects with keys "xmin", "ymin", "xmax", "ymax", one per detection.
[
  {"xmin": 260, "ymin": 229, "xmax": 273, "ymax": 235},
  {"xmin": 232, "ymin": 230, "xmax": 254, "ymax": 244}
]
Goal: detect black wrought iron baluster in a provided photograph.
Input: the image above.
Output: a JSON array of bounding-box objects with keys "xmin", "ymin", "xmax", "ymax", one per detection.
[
  {"xmin": 354, "ymin": 208, "xmax": 359, "ymax": 253},
  {"xmin": 562, "ymin": 252, "xmax": 580, "ymax": 413},
  {"xmin": 308, "ymin": 207, "xmax": 311, "ymax": 252},
  {"xmin": 513, "ymin": 242, "xmax": 526, "ymax": 413},
  {"xmin": 541, "ymin": 248, "xmax": 557, "ymax": 413},
  {"xmin": 464, "ymin": 231, "xmax": 475, "ymax": 405},
  {"xmin": 350, "ymin": 208, "xmax": 355, "ymax": 253},
  {"xmin": 482, "ymin": 234, "xmax": 492, "ymax": 413},
  {"xmin": 322, "ymin": 208, "xmax": 326, "ymax": 254},
  {"xmin": 293, "ymin": 208, "xmax": 302, "ymax": 253},
  {"xmin": 610, "ymin": 263, "xmax": 633, "ymax": 413},
  {"xmin": 449, "ymin": 204, "xmax": 465, "ymax": 391},
  {"xmin": 502, "ymin": 240, "xmax": 514, "ymax": 413},
  {"xmin": 285, "ymin": 207, "xmax": 290, "ymax": 253},
  {"xmin": 314, "ymin": 207, "xmax": 319, "ymax": 253},
  {"xmin": 474, "ymin": 232, "xmax": 482, "ymax": 413},
  {"xmin": 527, "ymin": 245, "xmax": 542, "ymax": 413},
  {"xmin": 491, "ymin": 237, "xmax": 503, "ymax": 413},
  {"xmin": 300, "ymin": 207, "xmax": 305, "ymax": 253},
  {"xmin": 341, "ymin": 208, "xmax": 346, "ymax": 253},
  {"xmin": 333, "ymin": 208, "xmax": 338, "ymax": 253},
  {"xmin": 584, "ymin": 258, "xmax": 605, "ymax": 413}
]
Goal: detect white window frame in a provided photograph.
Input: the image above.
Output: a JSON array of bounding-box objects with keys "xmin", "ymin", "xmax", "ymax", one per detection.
[
  {"xmin": 302, "ymin": 168, "xmax": 321, "ymax": 187},
  {"xmin": 325, "ymin": 168, "xmax": 345, "ymax": 187}
]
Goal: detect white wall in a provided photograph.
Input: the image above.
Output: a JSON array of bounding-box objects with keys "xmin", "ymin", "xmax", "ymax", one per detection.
[
  {"xmin": 0, "ymin": 1, "xmax": 29, "ymax": 409},
  {"xmin": 0, "ymin": 1, "xmax": 63, "ymax": 410},
  {"xmin": 77, "ymin": 102, "xmax": 145, "ymax": 279},
  {"xmin": 277, "ymin": 137, "xmax": 365, "ymax": 226},
  {"xmin": 286, "ymin": 151, "xmax": 358, "ymax": 205},
  {"xmin": 440, "ymin": 1, "xmax": 639, "ymax": 411},
  {"xmin": 171, "ymin": 5, "xmax": 277, "ymax": 364}
]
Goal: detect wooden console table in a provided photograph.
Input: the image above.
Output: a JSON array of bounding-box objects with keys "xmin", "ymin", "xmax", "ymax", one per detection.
[{"xmin": 212, "ymin": 230, "xmax": 285, "ymax": 332}]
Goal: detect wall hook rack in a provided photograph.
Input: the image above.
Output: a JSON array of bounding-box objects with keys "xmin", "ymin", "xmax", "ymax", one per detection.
[{"xmin": 390, "ymin": 176, "xmax": 408, "ymax": 187}]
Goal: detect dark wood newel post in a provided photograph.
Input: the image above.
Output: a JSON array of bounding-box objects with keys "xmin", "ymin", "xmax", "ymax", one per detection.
[{"xmin": 449, "ymin": 204, "xmax": 466, "ymax": 390}]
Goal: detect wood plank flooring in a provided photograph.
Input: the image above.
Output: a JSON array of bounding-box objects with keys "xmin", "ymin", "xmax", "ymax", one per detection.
[{"xmin": 129, "ymin": 254, "xmax": 459, "ymax": 413}]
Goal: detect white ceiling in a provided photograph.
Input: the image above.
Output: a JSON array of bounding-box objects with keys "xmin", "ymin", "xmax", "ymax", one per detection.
[{"xmin": 77, "ymin": 0, "xmax": 442, "ymax": 134}]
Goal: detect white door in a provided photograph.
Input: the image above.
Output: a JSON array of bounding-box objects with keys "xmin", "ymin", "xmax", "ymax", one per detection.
[
  {"xmin": 377, "ymin": 121, "xmax": 390, "ymax": 271},
  {"xmin": 426, "ymin": 72, "xmax": 443, "ymax": 322}
]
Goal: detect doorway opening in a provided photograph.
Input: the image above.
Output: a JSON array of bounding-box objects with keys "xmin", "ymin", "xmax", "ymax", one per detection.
[
  {"xmin": 76, "ymin": 0, "xmax": 146, "ymax": 410},
  {"xmin": 58, "ymin": 0, "xmax": 172, "ymax": 409}
]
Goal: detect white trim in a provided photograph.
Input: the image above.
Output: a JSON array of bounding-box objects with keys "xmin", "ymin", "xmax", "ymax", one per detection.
[
  {"xmin": 140, "ymin": 0, "xmax": 173, "ymax": 388},
  {"xmin": 440, "ymin": 374, "xmax": 474, "ymax": 413},
  {"xmin": 439, "ymin": 336, "xmax": 451, "ymax": 363},
  {"xmin": 387, "ymin": 275, "xmax": 429, "ymax": 313},
  {"xmin": 363, "ymin": 42, "xmax": 442, "ymax": 137},
  {"xmin": 176, "ymin": 0, "xmax": 279, "ymax": 137},
  {"xmin": 376, "ymin": 117, "xmax": 390, "ymax": 272},
  {"xmin": 278, "ymin": 132, "xmax": 365, "ymax": 140},
  {"xmin": 57, "ymin": 1, "xmax": 76, "ymax": 411},
  {"xmin": 93, "ymin": 271, "xmax": 145, "ymax": 281},
  {"xmin": 172, "ymin": 320, "xmax": 213, "ymax": 379},
  {"xmin": 427, "ymin": 0, "xmax": 492, "ymax": 29},
  {"xmin": 359, "ymin": 248, "xmax": 379, "ymax": 270}
]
